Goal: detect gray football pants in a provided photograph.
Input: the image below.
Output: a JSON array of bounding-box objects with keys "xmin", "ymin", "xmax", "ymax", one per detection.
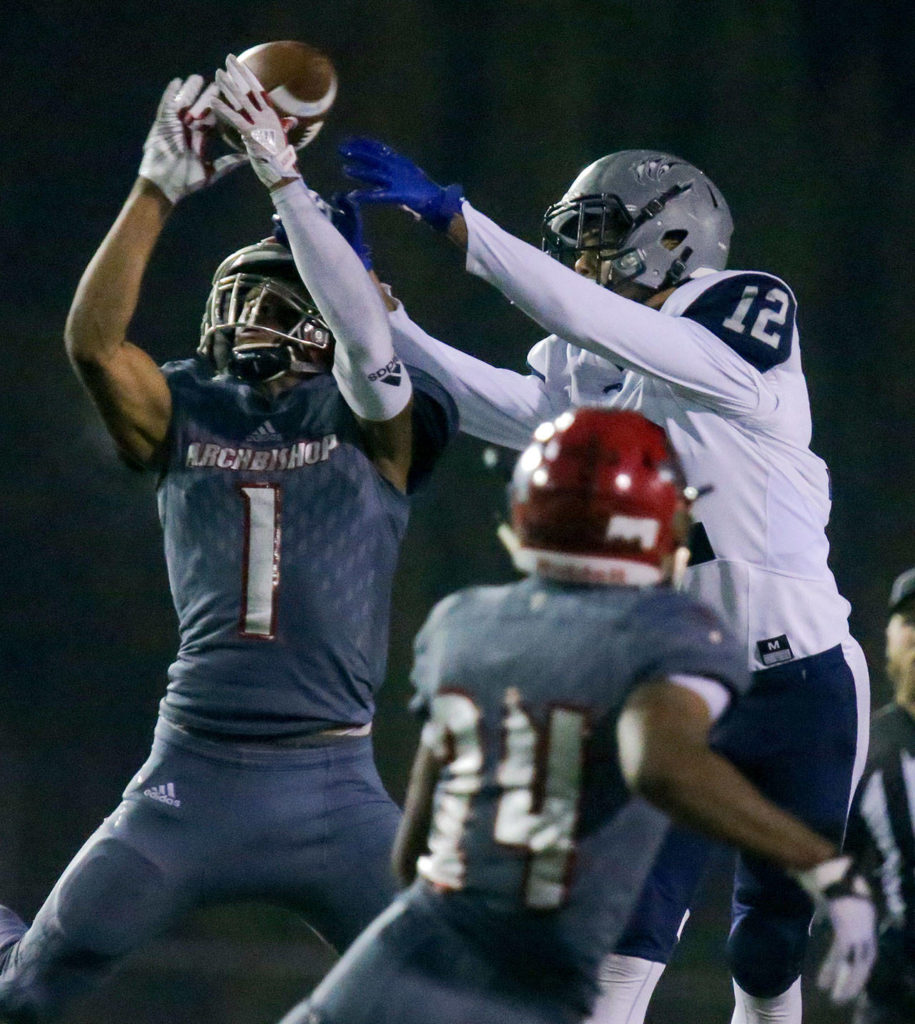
[
  {"xmin": 283, "ymin": 883, "xmax": 588, "ymax": 1024},
  {"xmin": 0, "ymin": 718, "xmax": 401, "ymax": 1022}
]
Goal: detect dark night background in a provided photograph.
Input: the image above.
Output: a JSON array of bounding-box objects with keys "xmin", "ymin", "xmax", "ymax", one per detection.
[{"xmin": 2, "ymin": 2, "xmax": 914, "ymax": 1021}]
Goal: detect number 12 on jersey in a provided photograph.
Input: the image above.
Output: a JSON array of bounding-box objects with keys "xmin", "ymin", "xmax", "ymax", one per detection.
[{"xmin": 239, "ymin": 484, "xmax": 281, "ymax": 639}]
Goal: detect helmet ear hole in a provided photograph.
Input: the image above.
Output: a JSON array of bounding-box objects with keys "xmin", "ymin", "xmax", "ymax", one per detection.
[{"xmin": 661, "ymin": 230, "xmax": 687, "ymax": 251}]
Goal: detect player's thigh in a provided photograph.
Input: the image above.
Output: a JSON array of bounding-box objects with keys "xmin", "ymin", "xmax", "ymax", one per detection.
[
  {"xmin": 715, "ymin": 646, "xmax": 860, "ymax": 980},
  {"xmin": 33, "ymin": 798, "xmax": 196, "ymax": 960},
  {"xmin": 36, "ymin": 728, "xmax": 218, "ymax": 959},
  {"xmin": 613, "ymin": 825, "xmax": 712, "ymax": 962},
  {"xmin": 287, "ymin": 895, "xmax": 581, "ymax": 1024},
  {"xmin": 270, "ymin": 738, "xmax": 402, "ymax": 949},
  {"xmin": 712, "ymin": 644, "xmax": 859, "ymax": 840}
]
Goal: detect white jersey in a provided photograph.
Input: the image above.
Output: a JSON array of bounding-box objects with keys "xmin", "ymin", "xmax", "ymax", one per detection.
[{"xmin": 389, "ymin": 202, "xmax": 857, "ymax": 672}]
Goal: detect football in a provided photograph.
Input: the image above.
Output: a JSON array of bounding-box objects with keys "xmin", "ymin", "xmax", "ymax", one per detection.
[{"xmin": 222, "ymin": 40, "xmax": 337, "ymax": 151}]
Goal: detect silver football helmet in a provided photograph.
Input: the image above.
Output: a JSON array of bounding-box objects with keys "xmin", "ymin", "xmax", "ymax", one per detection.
[
  {"xmin": 542, "ymin": 150, "xmax": 733, "ymax": 294},
  {"xmin": 199, "ymin": 240, "xmax": 334, "ymax": 383}
]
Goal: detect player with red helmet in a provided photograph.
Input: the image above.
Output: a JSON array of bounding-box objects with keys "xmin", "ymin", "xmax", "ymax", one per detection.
[{"xmin": 274, "ymin": 408, "xmax": 874, "ymax": 1024}]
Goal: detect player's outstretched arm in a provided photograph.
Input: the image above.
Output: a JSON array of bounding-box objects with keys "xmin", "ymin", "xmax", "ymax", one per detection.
[
  {"xmin": 211, "ymin": 57, "xmax": 415, "ymax": 491},
  {"xmin": 331, "ymin": 172, "xmax": 560, "ymax": 449},
  {"xmin": 65, "ymin": 179, "xmax": 173, "ymax": 467},
  {"xmin": 618, "ymin": 679, "xmax": 876, "ymax": 1004},
  {"xmin": 341, "ymin": 139, "xmax": 773, "ymax": 417},
  {"xmin": 66, "ymin": 75, "xmax": 248, "ymax": 467}
]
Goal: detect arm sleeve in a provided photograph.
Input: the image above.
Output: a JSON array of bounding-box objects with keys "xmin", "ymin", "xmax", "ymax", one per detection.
[
  {"xmin": 668, "ymin": 673, "xmax": 732, "ymax": 721},
  {"xmin": 388, "ymin": 299, "xmax": 560, "ymax": 449},
  {"xmin": 271, "ymin": 180, "xmax": 412, "ymax": 422},
  {"xmin": 462, "ymin": 202, "xmax": 776, "ymax": 417}
]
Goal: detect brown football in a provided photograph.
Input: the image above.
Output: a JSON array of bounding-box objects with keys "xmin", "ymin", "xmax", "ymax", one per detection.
[{"xmin": 222, "ymin": 40, "xmax": 337, "ymax": 151}]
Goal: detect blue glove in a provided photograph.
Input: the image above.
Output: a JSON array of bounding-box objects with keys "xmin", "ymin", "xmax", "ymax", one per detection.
[
  {"xmin": 330, "ymin": 192, "xmax": 373, "ymax": 270},
  {"xmin": 271, "ymin": 191, "xmax": 372, "ymax": 270},
  {"xmin": 271, "ymin": 213, "xmax": 290, "ymax": 248},
  {"xmin": 339, "ymin": 136, "xmax": 463, "ymax": 232}
]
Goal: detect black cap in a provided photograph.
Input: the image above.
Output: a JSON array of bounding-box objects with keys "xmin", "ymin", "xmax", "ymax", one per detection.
[{"xmin": 889, "ymin": 567, "xmax": 915, "ymax": 615}]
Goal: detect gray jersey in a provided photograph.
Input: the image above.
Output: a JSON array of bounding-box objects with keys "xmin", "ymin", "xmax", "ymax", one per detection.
[
  {"xmin": 410, "ymin": 575, "xmax": 748, "ymax": 979},
  {"xmin": 157, "ymin": 359, "xmax": 454, "ymax": 735}
]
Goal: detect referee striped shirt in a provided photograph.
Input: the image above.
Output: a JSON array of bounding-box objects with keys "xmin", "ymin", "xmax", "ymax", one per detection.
[{"xmin": 845, "ymin": 702, "xmax": 915, "ymax": 991}]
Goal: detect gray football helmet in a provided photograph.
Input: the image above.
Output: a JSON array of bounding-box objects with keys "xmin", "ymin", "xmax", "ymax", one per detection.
[
  {"xmin": 199, "ymin": 240, "xmax": 334, "ymax": 383},
  {"xmin": 542, "ymin": 150, "xmax": 733, "ymax": 293}
]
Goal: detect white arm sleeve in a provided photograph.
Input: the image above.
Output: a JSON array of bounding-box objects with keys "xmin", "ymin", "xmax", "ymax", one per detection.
[
  {"xmin": 667, "ymin": 673, "xmax": 732, "ymax": 721},
  {"xmin": 463, "ymin": 202, "xmax": 773, "ymax": 416},
  {"xmin": 387, "ymin": 298, "xmax": 559, "ymax": 450},
  {"xmin": 271, "ymin": 180, "xmax": 412, "ymax": 421}
]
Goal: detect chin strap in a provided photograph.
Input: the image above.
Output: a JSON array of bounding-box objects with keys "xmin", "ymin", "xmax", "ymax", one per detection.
[
  {"xmin": 661, "ymin": 246, "xmax": 694, "ymax": 289},
  {"xmin": 227, "ymin": 344, "xmax": 327, "ymax": 383}
]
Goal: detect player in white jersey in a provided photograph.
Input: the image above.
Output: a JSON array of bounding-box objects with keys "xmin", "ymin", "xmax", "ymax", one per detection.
[{"xmin": 337, "ymin": 138, "xmax": 871, "ymax": 1024}]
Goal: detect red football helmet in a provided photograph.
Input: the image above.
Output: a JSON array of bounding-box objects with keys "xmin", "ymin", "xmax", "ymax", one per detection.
[{"xmin": 509, "ymin": 408, "xmax": 694, "ymax": 585}]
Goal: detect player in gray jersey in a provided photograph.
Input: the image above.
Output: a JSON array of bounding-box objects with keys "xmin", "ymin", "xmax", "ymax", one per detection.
[
  {"xmin": 278, "ymin": 408, "xmax": 874, "ymax": 1024},
  {"xmin": 0, "ymin": 59, "xmax": 455, "ymax": 1023}
]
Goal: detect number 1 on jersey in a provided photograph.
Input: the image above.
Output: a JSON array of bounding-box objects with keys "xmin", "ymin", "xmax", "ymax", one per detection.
[{"xmin": 239, "ymin": 484, "xmax": 281, "ymax": 639}]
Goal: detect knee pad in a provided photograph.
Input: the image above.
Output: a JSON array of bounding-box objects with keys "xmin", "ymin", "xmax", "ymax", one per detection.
[{"xmin": 726, "ymin": 910, "xmax": 808, "ymax": 999}]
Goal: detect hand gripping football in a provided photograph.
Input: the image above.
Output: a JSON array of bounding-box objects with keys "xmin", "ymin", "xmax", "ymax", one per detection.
[{"xmin": 221, "ymin": 40, "xmax": 337, "ymax": 151}]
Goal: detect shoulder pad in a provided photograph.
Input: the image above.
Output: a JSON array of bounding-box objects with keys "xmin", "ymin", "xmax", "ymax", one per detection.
[
  {"xmin": 682, "ymin": 273, "xmax": 796, "ymax": 371},
  {"xmin": 416, "ymin": 590, "xmax": 464, "ymax": 647}
]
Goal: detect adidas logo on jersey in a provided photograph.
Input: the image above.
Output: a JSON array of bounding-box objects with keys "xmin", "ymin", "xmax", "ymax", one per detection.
[
  {"xmin": 143, "ymin": 782, "xmax": 181, "ymax": 807},
  {"xmin": 367, "ymin": 358, "xmax": 402, "ymax": 386},
  {"xmin": 245, "ymin": 421, "xmax": 283, "ymax": 445}
]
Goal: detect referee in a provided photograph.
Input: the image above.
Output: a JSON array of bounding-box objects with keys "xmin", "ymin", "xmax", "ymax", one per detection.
[{"xmin": 845, "ymin": 567, "xmax": 915, "ymax": 1023}]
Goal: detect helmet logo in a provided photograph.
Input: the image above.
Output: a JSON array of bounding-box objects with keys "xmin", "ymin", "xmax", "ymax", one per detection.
[
  {"xmin": 633, "ymin": 157, "xmax": 679, "ymax": 182},
  {"xmin": 605, "ymin": 516, "xmax": 659, "ymax": 550}
]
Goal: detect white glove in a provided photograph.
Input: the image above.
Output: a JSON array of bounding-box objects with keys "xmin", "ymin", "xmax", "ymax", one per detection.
[
  {"xmin": 138, "ymin": 75, "xmax": 245, "ymax": 204},
  {"xmin": 794, "ymin": 855, "xmax": 877, "ymax": 1005},
  {"xmin": 183, "ymin": 80, "xmax": 218, "ymax": 131},
  {"xmin": 209, "ymin": 55, "xmax": 300, "ymax": 190}
]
